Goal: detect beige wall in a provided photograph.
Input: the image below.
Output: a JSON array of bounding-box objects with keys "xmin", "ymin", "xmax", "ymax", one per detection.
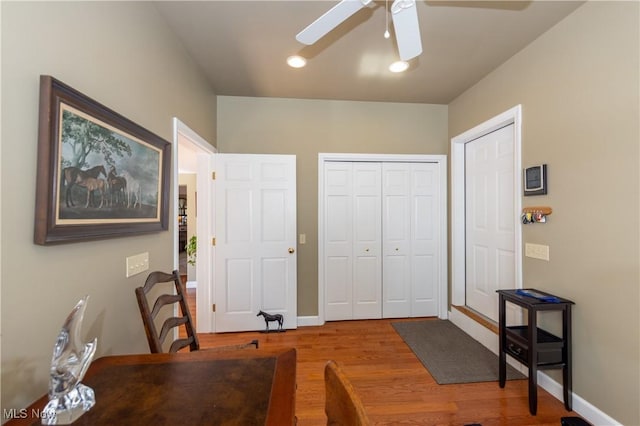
[
  {"xmin": 1, "ymin": 1, "xmax": 216, "ymax": 412},
  {"xmin": 218, "ymin": 97, "xmax": 448, "ymax": 315},
  {"xmin": 2, "ymin": 1, "xmax": 637, "ymax": 423},
  {"xmin": 449, "ymin": 2, "xmax": 639, "ymax": 424}
]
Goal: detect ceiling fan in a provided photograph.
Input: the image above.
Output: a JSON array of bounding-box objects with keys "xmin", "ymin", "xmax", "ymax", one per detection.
[{"xmin": 296, "ymin": 0, "xmax": 422, "ymax": 61}]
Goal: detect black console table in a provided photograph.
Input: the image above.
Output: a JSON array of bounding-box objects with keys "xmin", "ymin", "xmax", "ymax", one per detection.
[{"xmin": 496, "ymin": 289, "xmax": 574, "ymax": 415}]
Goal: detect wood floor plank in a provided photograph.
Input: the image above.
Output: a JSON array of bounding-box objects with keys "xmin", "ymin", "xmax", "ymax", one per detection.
[{"xmin": 185, "ymin": 290, "xmax": 581, "ymax": 425}]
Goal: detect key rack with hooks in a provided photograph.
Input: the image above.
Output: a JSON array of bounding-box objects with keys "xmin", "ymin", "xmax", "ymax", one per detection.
[{"xmin": 522, "ymin": 206, "xmax": 552, "ymax": 224}]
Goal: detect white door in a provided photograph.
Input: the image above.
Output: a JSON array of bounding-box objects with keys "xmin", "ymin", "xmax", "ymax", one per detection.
[
  {"xmin": 214, "ymin": 154, "xmax": 297, "ymax": 332},
  {"xmin": 352, "ymin": 163, "xmax": 382, "ymax": 319},
  {"xmin": 465, "ymin": 124, "xmax": 516, "ymax": 321},
  {"xmin": 382, "ymin": 163, "xmax": 441, "ymax": 318},
  {"xmin": 381, "ymin": 163, "xmax": 411, "ymax": 318},
  {"xmin": 324, "ymin": 162, "xmax": 382, "ymax": 320},
  {"xmin": 409, "ymin": 163, "xmax": 441, "ymax": 317},
  {"xmin": 324, "ymin": 162, "xmax": 354, "ymax": 320}
]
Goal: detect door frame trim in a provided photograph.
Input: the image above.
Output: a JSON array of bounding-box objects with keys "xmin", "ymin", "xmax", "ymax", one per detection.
[
  {"xmin": 318, "ymin": 153, "xmax": 448, "ymax": 325},
  {"xmin": 450, "ymin": 105, "xmax": 523, "ymax": 307},
  {"xmin": 172, "ymin": 118, "xmax": 216, "ymax": 332}
]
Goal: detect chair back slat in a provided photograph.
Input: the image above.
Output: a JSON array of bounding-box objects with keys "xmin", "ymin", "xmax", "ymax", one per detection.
[
  {"xmin": 169, "ymin": 337, "xmax": 197, "ymax": 353},
  {"xmin": 150, "ymin": 294, "xmax": 182, "ymax": 319},
  {"xmin": 158, "ymin": 316, "xmax": 189, "ymax": 345}
]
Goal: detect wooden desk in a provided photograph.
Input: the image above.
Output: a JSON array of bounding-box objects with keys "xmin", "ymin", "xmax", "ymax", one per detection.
[{"xmin": 6, "ymin": 348, "xmax": 296, "ymax": 425}]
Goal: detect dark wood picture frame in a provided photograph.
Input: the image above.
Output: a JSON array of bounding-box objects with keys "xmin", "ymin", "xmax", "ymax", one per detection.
[{"xmin": 34, "ymin": 76, "xmax": 171, "ymax": 245}]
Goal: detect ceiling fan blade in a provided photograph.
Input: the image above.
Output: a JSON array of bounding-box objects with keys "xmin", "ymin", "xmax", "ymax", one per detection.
[
  {"xmin": 391, "ymin": 0, "xmax": 422, "ymax": 61},
  {"xmin": 296, "ymin": 0, "xmax": 371, "ymax": 45}
]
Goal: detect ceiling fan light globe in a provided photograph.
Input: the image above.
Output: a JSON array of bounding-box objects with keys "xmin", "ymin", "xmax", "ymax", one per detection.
[
  {"xmin": 287, "ymin": 55, "xmax": 307, "ymax": 68},
  {"xmin": 389, "ymin": 60, "xmax": 409, "ymax": 73}
]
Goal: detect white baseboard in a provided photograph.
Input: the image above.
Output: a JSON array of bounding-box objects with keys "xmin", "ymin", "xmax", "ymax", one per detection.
[
  {"xmin": 536, "ymin": 372, "xmax": 621, "ymax": 426},
  {"xmin": 448, "ymin": 309, "xmax": 621, "ymax": 426},
  {"xmin": 449, "ymin": 308, "xmax": 500, "ymax": 353},
  {"xmin": 297, "ymin": 316, "xmax": 321, "ymax": 327}
]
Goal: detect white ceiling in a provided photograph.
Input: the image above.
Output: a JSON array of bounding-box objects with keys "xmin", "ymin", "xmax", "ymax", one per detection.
[{"xmin": 154, "ymin": 1, "xmax": 583, "ymax": 104}]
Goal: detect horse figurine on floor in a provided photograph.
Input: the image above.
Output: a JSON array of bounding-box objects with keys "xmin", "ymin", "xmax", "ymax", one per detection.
[{"xmin": 257, "ymin": 310, "xmax": 284, "ymax": 332}]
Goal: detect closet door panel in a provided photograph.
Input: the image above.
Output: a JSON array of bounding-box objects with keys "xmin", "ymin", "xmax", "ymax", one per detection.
[
  {"xmin": 410, "ymin": 163, "xmax": 440, "ymax": 317},
  {"xmin": 326, "ymin": 256, "xmax": 351, "ymax": 309},
  {"xmin": 325, "ymin": 163, "xmax": 353, "ymax": 320},
  {"xmin": 352, "ymin": 163, "xmax": 382, "ymax": 319},
  {"xmin": 382, "ymin": 164, "xmax": 411, "ymax": 318},
  {"xmin": 382, "ymin": 254, "xmax": 410, "ymax": 318},
  {"xmin": 413, "ymin": 254, "xmax": 436, "ymax": 298},
  {"xmin": 353, "ymin": 255, "xmax": 380, "ymax": 316}
]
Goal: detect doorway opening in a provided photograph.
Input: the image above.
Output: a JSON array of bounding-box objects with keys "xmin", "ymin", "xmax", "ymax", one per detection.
[
  {"xmin": 450, "ymin": 105, "xmax": 522, "ymax": 345},
  {"xmin": 178, "ymin": 184, "xmax": 188, "ymax": 282},
  {"xmin": 173, "ymin": 118, "xmax": 216, "ymax": 332}
]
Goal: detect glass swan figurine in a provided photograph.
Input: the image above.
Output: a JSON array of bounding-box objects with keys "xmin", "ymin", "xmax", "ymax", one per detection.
[{"xmin": 42, "ymin": 296, "xmax": 97, "ymax": 425}]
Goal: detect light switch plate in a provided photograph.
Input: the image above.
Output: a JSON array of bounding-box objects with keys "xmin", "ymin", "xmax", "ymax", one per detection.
[
  {"xmin": 525, "ymin": 243, "xmax": 549, "ymax": 261},
  {"xmin": 126, "ymin": 252, "xmax": 149, "ymax": 277},
  {"xmin": 299, "ymin": 234, "xmax": 306, "ymax": 245}
]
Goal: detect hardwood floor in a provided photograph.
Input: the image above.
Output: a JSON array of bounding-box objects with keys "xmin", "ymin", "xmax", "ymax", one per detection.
[{"xmin": 186, "ymin": 289, "xmax": 579, "ymax": 425}]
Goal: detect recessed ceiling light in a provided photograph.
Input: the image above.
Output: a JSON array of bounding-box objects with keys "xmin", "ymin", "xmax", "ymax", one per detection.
[
  {"xmin": 287, "ymin": 55, "xmax": 307, "ymax": 68},
  {"xmin": 389, "ymin": 61, "xmax": 409, "ymax": 73}
]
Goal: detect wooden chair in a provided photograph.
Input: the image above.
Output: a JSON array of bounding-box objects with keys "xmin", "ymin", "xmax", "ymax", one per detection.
[
  {"xmin": 135, "ymin": 270, "xmax": 258, "ymax": 353},
  {"xmin": 324, "ymin": 360, "xmax": 371, "ymax": 426}
]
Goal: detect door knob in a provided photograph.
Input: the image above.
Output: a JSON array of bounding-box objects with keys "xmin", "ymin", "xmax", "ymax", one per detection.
[
  {"xmin": 365, "ymin": 248, "xmax": 369, "ymax": 252},
  {"xmin": 288, "ymin": 248, "xmax": 295, "ymax": 254}
]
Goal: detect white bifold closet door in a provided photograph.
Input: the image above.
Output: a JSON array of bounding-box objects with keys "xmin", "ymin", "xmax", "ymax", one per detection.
[
  {"xmin": 325, "ymin": 162, "xmax": 382, "ymax": 320},
  {"xmin": 324, "ymin": 161, "xmax": 440, "ymax": 321},
  {"xmin": 382, "ymin": 162, "xmax": 441, "ymax": 318}
]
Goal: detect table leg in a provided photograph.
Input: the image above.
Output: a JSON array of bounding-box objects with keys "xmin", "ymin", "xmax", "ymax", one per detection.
[
  {"xmin": 562, "ymin": 364, "xmax": 571, "ymax": 411},
  {"xmin": 563, "ymin": 306, "xmax": 573, "ymax": 411},
  {"xmin": 498, "ymin": 295, "xmax": 506, "ymax": 388},
  {"xmin": 528, "ymin": 308, "xmax": 538, "ymax": 415},
  {"xmin": 528, "ymin": 364, "xmax": 538, "ymax": 415}
]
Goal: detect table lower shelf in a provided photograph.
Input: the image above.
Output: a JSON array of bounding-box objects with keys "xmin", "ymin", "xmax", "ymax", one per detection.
[{"xmin": 505, "ymin": 325, "xmax": 564, "ymax": 366}]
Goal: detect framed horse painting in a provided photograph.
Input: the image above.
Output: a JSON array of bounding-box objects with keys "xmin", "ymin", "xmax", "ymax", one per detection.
[{"xmin": 34, "ymin": 76, "xmax": 171, "ymax": 245}]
